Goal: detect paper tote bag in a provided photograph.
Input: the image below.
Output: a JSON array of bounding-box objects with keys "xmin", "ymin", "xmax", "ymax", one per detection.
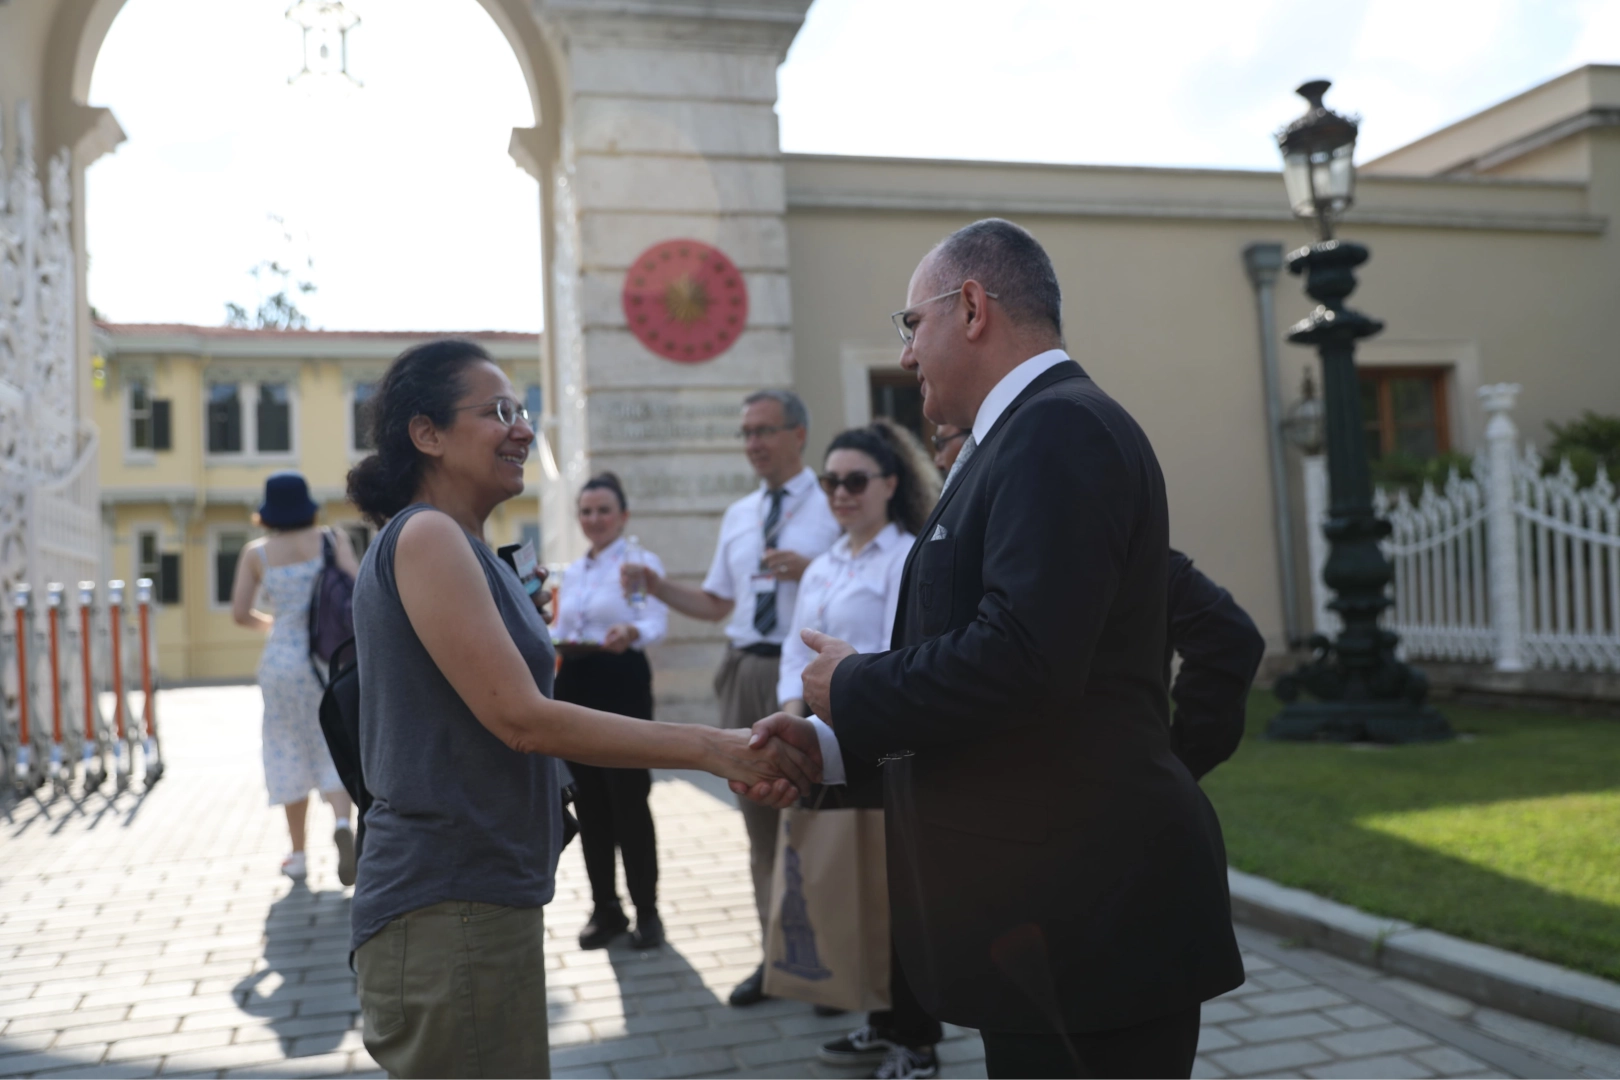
[{"xmin": 762, "ymin": 807, "xmax": 892, "ymax": 1011}]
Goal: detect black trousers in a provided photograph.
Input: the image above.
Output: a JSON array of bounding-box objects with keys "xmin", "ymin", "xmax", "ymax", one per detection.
[
  {"xmin": 980, "ymin": 1003, "xmax": 1202, "ymax": 1079},
  {"xmin": 556, "ymin": 650, "xmax": 658, "ymax": 913},
  {"xmin": 869, "ymin": 942, "xmax": 944, "ymax": 1049}
]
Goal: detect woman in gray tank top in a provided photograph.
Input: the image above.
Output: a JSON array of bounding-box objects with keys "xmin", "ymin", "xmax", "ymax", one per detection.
[{"xmin": 343, "ymin": 340, "xmax": 816, "ymax": 1079}]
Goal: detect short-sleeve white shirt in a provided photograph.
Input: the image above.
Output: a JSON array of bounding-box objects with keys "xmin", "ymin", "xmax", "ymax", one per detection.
[
  {"xmin": 777, "ymin": 523, "xmax": 913, "ymax": 707},
  {"xmin": 701, "ymin": 466, "xmax": 842, "ymax": 648},
  {"xmin": 556, "ymin": 536, "xmax": 668, "ymax": 649}
]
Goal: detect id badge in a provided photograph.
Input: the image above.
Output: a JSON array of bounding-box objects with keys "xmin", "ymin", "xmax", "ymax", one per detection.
[
  {"xmin": 750, "ymin": 571, "xmax": 777, "ymax": 596},
  {"xmin": 513, "ymin": 540, "xmax": 543, "ymax": 596}
]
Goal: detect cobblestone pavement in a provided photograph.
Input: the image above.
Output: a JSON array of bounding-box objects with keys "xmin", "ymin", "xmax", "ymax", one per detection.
[{"xmin": 4, "ymin": 686, "xmax": 1619, "ymax": 1079}]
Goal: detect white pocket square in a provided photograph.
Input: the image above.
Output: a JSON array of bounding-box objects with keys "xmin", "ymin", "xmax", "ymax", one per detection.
[{"xmin": 930, "ymin": 525, "xmax": 948, "ymax": 540}]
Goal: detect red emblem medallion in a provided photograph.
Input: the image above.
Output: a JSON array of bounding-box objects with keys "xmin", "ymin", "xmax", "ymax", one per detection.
[{"xmin": 622, "ymin": 240, "xmax": 749, "ymax": 364}]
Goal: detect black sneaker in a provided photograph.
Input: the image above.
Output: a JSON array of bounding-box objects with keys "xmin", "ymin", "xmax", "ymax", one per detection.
[
  {"xmin": 873, "ymin": 1044, "xmax": 938, "ymax": 1079},
  {"xmin": 728, "ymin": 964, "xmax": 770, "ymax": 1007},
  {"xmin": 333, "ymin": 825, "xmax": 356, "ymax": 888},
  {"xmin": 577, "ymin": 907, "xmax": 629, "ymax": 950},
  {"xmin": 818, "ymin": 1025, "xmax": 897, "ymax": 1067}
]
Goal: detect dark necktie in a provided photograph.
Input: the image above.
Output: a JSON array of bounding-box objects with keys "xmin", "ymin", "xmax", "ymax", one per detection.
[{"xmin": 753, "ymin": 487, "xmax": 787, "ymax": 635}]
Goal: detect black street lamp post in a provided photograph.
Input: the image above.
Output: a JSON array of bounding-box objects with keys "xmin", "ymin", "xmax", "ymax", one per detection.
[{"xmin": 1268, "ymin": 81, "xmax": 1451, "ymax": 743}]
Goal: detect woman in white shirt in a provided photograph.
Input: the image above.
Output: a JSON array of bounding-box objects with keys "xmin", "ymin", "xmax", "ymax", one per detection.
[
  {"xmin": 555, "ymin": 472, "xmax": 671, "ymax": 951},
  {"xmin": 777, "ymin": 420, "xmax": 953, "ymax": 1079}
]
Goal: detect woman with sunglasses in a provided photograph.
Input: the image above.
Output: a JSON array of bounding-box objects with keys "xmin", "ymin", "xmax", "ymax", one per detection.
[
  {"xmin": 344, "ymin": 339, "xmax": 813, "ymax": 1080},
  {"xmin": 776, "ymin": 419, "xmax": 946, "ymax": 1080}
]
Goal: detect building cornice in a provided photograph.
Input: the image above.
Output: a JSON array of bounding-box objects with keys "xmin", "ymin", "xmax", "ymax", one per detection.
[
  {"xmin": 1448, "ymin": 107, "xmax": 1620, "ymax": 176},
  {"xmin": 93, "ymin": 326, "xmax": 543, "ymax": 362}
]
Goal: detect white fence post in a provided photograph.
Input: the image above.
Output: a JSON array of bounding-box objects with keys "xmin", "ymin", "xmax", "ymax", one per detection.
[
  {"xmin": 1301, "ymin": 454, "xmax": 1338, "ymax": 638},
  {"xmin": 1481, "ymin": 383, "xmax": 1526, "ymax": 672}
]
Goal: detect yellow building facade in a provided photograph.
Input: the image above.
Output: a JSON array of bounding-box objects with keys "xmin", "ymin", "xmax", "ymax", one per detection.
[{"xmin": 91, "ymin": 324, "xmax": 546, "ymax": 681}]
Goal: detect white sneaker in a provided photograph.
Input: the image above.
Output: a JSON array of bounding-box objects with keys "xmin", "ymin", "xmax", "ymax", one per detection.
[
  {"xmin": 873, "ymin": 1044, "xmax": 939, "ymax": 1079},
  {"xmin": 280, "ymin": 851, "xmax": 307, "ymax": 880}
]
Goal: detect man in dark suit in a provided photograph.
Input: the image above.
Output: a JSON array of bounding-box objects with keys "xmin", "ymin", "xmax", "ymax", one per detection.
[
  {"xmin": 1167, "ymin": 549, "xmax": 1266, "ymax": 781},
  {"xmin": 741, "ymin": 219, "xmax": 1246, "ymax": 1078}
]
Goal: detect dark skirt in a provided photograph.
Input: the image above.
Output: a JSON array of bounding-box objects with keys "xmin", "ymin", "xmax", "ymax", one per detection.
[{"xmin": 555, "ymin": 649, "xmax": 654, "ymax": 719}]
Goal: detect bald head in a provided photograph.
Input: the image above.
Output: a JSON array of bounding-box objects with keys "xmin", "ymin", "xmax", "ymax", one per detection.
[{"xmin": 926, "ymin": 218, "xmax": 1064, "ymax": 346}]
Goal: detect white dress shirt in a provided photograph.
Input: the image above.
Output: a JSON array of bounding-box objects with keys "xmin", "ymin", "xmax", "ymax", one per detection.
[
  {"xmin": 808, "ymin": 348, "xmax": 1074, "ymax": 783},
  {"xmin": 702, "ymin": 466, "xmax": 843, "ymax": 648},
  {"xmin": 777, "ymin": 523, "xmax": 913, "ymax": 707},
  {"xmin": 556, "ymin": 536, "xmax": 668, "ymax": 648}
]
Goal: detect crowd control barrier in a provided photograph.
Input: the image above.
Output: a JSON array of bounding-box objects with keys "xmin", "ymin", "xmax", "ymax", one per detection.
[{"xmin": 3, "ymin": 577, "xmax": 164, "ymax": 799}]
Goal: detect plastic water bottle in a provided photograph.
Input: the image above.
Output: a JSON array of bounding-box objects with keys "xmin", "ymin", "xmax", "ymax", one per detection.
[{"xmin": 624, "ymin": 535, "xmax": 648, "ymax": 610}]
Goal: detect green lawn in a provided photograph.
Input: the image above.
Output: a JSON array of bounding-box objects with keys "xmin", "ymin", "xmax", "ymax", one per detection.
[{"xmin": 1202, "ymin": 693, "xmax": 1620, "ymax": 981}]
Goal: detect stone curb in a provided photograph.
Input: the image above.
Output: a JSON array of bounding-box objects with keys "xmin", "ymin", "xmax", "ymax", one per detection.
[{"xmin": 1228, "ymin": 867, "xmax": 1620, "ymax": 1046}]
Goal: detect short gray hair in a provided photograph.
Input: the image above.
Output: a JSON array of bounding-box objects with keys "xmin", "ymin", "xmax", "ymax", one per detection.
[
  {"xmin": 744, "ymin": 388, "xmax": 810, "ymax": 430},
  {"xmin": 930, "ymin": 218, "xmax": 1063, "ymax": 341}
]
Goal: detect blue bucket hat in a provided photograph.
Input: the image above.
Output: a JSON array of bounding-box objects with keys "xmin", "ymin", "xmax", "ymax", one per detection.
[{"xmin": 258, "ymin": 471, "xmax": 320, "ymax": 528}]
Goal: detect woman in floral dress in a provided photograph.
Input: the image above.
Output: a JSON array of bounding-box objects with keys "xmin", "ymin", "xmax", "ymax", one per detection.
[{"xmin": 231, "ymin": 471, "xmax": 361, "ymax": 883}]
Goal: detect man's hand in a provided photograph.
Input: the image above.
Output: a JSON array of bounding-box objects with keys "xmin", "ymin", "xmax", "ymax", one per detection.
[
  {"xmin": 620, "ymin": 561, "xmax": 662, "ymax": 601},
  {"xmin": 729, "ymin": 712, "xmax": 823, "ymax": 809},
  {"xmin": 763, "ymin": 548, "xmax": 811, "ymax": 583},
  {"xmin": 800, "ymin": 629, "xmax": 856, "ymax": 722}
]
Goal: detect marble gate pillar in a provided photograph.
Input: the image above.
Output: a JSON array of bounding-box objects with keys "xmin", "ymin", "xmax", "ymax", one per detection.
[{"xmin": 536, "ymin": 2, "xmax": 812, "ymax": 722}]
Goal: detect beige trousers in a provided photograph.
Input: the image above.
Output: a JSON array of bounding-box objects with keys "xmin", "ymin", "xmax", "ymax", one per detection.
[
  {"xmin": 356, "ymin": 901, "xmax": 549, "ymax": 1079},
  {"xmin": 714, "ymin": 647, "xmax": 783, "ymax": 935}
]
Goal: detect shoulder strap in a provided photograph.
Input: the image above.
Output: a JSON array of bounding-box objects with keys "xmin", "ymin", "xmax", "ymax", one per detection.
[{"xmin": 321, "ymin": 527, "xmax": 336, "ymax": 568}]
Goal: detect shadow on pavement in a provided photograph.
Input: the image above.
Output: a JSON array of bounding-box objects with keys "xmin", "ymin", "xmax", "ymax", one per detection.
[{"xmin": 231, "ymin": 883, "xmax": 359, "ymax": 1057}]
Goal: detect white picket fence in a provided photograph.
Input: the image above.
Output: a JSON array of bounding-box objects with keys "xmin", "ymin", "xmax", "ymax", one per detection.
[{"xmin": 1306, "ymin": 383, "xmax": 1620, "ymax": 674}]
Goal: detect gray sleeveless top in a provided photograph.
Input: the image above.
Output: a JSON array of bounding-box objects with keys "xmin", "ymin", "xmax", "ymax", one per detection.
[{"xmin": 350, "ymin": 504, "xmax": 562, "ymax": 951}]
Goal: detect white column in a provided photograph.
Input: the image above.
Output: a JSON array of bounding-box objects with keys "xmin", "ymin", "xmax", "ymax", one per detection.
[
  {"xmin": 1301, "ymin": 454, "xmax": 1338, "ymax": 639},
  {"xmin": 1481, "ymin": 383, "xmax": 1525, "ymax": 672},
  {"xmin": 535, "ymin": 1, "xmax": 812, "ymax": 721}
]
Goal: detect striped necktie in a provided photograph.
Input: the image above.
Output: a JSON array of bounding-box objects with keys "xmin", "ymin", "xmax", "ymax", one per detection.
[
  {"xmin": 942, "ymin": 435, "xmax": 977, "ymax": 492},
  {"xmin": 753, "ymin": 487, "xmax": 787, "ymax": 635}
]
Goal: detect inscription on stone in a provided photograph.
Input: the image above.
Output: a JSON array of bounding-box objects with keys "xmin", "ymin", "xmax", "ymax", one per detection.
[
  {"xmin": 593, "ymin": 399, "xmax": 741, "ymax": 445},
  {"xmin": 623, "ymin": 470, "xmax": 757, "ymax": 501}
]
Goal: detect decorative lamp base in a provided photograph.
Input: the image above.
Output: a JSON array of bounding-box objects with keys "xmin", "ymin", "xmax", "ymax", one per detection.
[{"xmin": 1266, "ymin": 701, "xmax": 1453, "ymax": 744}]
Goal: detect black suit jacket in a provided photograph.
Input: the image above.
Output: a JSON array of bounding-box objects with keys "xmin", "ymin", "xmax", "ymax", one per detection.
[
  {"xmin": 1166, "ymin": 550, "xmax": 1265, "ymax": 780},
  {"xmin": 829, "ymin": 361, "xmax": 1245, "ymax": 1034}
]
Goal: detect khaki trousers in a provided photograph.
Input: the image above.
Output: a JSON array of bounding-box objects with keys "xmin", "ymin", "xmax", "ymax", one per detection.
[
  {"xmin": 714, "ymin": 647, "xmax": 782, "ymax": 935},
  {"xmin": 356, "ymin": 901, "xmax": 549, "ymax": 1079}
]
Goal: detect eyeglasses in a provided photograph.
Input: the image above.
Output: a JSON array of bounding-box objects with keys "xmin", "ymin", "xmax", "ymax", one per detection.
[
  {"xmin": 736, "ymin": 424, "xmax": 792, "ymax": 440},
  {"xmin": 891, "ymin": 286, "xmax": 1000, "ymax": 346},
  {"xmin": 457, "ymin": 397, "xmax": 531, "ymax": 428},
  {"xmin": 932, "ymin": 429, "xmax": 969, "ymax": 453},
  {"xmin": 819, "ymin": 471, "xmax": 889, "ymax": 496}
]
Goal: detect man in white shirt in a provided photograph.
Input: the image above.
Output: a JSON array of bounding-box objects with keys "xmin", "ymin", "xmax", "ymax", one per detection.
[{"xmin": 625, "ymin": 388, "xmax": 841, "ymax": 1007}]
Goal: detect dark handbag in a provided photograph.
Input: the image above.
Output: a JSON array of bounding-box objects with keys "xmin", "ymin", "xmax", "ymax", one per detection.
[{"xmin": 308, "ymin": 529, "xmax": 356, "ymax": 688}]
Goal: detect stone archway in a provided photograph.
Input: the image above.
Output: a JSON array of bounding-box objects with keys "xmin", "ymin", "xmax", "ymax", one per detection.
[{"xmin": 6, "ymin": 0, "xmax": 813, "ymax": 718}]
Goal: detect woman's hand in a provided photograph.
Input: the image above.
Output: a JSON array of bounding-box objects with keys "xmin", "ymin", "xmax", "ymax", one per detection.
[
  {"xmin": 601, "ymin": 623, "xmax": 639, "ymax": 654},
  {"xmin": 705, "ymin": 727, "xmax": 818, "ymax": 809}
]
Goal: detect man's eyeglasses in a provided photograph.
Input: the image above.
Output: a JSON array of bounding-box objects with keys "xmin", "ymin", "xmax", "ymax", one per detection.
[
  {"xmin": 737, "ymin": 424, "xmax": 792, "ymax": 440},
  {"xmin": 891, "ymin": 286, "xmax": 1000, "ymax": 346},
  {"xmin": 819, "ymin": 471, "xmax": 889, "ymax": 496},
  {"xmin": 457, "ymin": 397, "xmax": 531, "ymax": 428},
  {"xmin": 932, "ymin": 429, "xmax": 970, "ymax": 453}
]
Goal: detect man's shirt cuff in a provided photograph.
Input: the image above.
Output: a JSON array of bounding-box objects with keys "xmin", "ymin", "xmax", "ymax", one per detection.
[{"xmin": 806, "ymin": 715, "xmax": 847, "ymax": 786}]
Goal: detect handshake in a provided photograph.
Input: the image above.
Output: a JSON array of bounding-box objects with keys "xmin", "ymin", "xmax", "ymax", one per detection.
[{"xmin": 712, "ymin": 627, "xmax": 858, "ymax": 810}]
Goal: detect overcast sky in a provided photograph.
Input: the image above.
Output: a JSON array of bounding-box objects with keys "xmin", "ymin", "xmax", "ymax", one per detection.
[{"xmin": 84, "ymin": 0, "xmax": 1619, "ymax": 332}]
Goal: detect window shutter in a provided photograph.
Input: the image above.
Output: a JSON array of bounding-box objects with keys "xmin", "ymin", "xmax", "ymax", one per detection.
[
  {"xmin": 152, "ymin": 400, "xmax": 172, "ymax": 451},
  {"xmin": 159, "ymin": 553, "xmax": 181, "ymax": 605}
]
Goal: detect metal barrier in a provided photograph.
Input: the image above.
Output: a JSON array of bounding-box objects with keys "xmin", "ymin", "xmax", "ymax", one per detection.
[{"xmin": 3, "ymin": 577, "xmax": 164, "ymax": 799}]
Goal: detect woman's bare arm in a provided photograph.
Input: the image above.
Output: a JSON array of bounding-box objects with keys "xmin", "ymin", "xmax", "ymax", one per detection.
[
  {"xmin": 394, "ymin": 511, "xmax": 813, "ymax": 794},
  {"xmin": 230, "ymin": 541, "xmax": 273, "ymax": 632}
]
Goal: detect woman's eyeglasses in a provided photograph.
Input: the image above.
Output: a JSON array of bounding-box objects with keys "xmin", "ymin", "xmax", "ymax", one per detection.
[
  {"xmin": 456, "ymin": 397, "xmax": 531, "ymax": 428},
  {"xmin": 819, "ymin": 471, "xmax": 889, "ymax": 496}
]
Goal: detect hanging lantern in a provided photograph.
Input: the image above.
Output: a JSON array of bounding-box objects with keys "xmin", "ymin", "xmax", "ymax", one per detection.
[
  {"xmin": 1276, "ymin": 80, "xmax": 1358, "ymax": 240},
  {"xmin": 286, "ymin": 1, "xmax": 362, "ymax": 88}
]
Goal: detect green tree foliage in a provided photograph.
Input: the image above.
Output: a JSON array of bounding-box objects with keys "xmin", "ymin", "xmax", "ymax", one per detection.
[
  {"xmin": 223, "ymin": 215, "xmax": 317, "ymax": 331},
  {"xmin": 1369, "ymin": 450, "xmax": 1474, "ymax": 497},
  {"xmin": 1545, "ymin": 411, "xmax": 1620, "ymax": 488}
]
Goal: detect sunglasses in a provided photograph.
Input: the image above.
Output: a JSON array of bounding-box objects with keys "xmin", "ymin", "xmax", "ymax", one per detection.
[{"xmin": 819, "ymin": 470, "xmax": 890, "ymax": 496}]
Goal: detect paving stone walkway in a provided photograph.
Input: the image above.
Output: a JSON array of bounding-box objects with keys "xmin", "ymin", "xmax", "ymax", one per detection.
[{"xmin": 4, "ymin": 686, "xmax": 1619, "ymax": 1079}]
